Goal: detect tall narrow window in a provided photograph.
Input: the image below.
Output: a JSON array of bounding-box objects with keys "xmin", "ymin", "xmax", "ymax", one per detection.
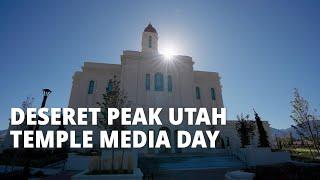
[
  {"xmin": 88, "ymin": 80, "xmax": 95, "ymax": 94},
  {"xmin": 146, "ymin": 74, "xmax": 150, "ymax": 90},
  {"xmin": 211, "ymin": 88, "xmax": 216, "ymax": 101},
  {"xmin": 106, "ymin": 80, "xmax": 113, "ymax": 92},
  {"xmin": 168, "ymin": 75, "xmax": 172, "ymax": 92},
  {"xmin": 196, "ymin": 86, "xmax": 201, "ymax": 99},
  {"xmin": 155, "ymin": 72, "xmax": 164, "ymax": 91},
  {"xmin": 148, "ymin": 36, "xmax": 152, "ymax": 48},
  {"xmin": 226, "ymin": 137, "xmax": 230, "ymax": 146}
]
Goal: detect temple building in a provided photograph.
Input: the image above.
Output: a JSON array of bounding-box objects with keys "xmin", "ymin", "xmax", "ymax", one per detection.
[{"xmin": 68, "ymin": 23, "xmax": 271, "ymax": 153}]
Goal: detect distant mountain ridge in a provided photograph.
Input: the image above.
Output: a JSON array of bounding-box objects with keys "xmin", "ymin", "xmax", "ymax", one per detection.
[
  {"xmin": 271, "ymin": 120, "xmax": 320, "ymax": 139},
  {"xmin": 271, "ymin": 127, "xmax": 298, "ymax": 138},
  {"xmin": 0, "ymin": 129, "xmax": 7, "ymax": 137},
  {"xmin": 0, "ymin": 129, "xmax": 7, "ymax": 143}
]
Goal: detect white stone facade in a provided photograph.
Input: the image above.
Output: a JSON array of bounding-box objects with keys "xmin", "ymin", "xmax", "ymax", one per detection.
[{"xmin": 68, "ymin": 24, "xmax": 271, "ymax": 153}]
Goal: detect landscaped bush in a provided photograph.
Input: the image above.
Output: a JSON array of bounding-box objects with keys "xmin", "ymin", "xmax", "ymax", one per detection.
[
  {"xmin": 246, "ymin": 162, "xmax": 320, "ymax": 179},
  {"xmin": 0, "ymin": 148, "xmax": 68, "ymax": 168},
  {"xmin": 87, "ymin": 151, "xmax": 135, "ymax": 174},
  {"xmin": 0, "ymin": 170, "xmax": 24, "ymax": 179}
]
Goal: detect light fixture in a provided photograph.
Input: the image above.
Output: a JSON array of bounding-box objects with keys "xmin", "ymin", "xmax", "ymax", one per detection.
[{"xmin": 42, "ymin": 88, "xmax": 52, "ymax": 97}]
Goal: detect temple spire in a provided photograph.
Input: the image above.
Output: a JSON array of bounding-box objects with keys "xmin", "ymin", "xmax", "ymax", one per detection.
[{"xmin": 141, "ymin": 23, "xmax": 158, "ymax": 54}]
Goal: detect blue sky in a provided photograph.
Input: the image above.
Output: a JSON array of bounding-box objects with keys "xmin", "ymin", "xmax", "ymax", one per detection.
[{"xmin": 0, "ymin": 0, "xmax": 319, "ymax": 129}]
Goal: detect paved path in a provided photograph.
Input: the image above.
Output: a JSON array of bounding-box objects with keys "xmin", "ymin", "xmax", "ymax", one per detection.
[
  {"xmin": 140, "ymin": 152, "xmax": 245, "ymax": 180},
  {"xmin": 149, "ymin": 168, "xmax": 237, "ymax": 180},
  {"xmin": 43, "ymin": 171, "xmax": 79, "ymax": 180}
]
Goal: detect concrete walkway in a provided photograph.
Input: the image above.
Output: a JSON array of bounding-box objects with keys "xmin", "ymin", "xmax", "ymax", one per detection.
[
  {"xmin": 42, "ymin": 171, "xmax": 79, "ymax": 180},
  {"xmin": 140, "ymin": 151, "xmax": 245, "ymax": 179},
  {"xmin": 153, "ymin": 168, "xmax": 238, "ymax": 180}
]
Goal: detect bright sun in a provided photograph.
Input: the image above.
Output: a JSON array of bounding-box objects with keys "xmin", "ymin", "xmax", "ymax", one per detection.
[
  {"xmin": 159, "ymin": 41, "xmax": 178, "ymax": 61},
  {"xmin": 160, "ymin": 43, "xmax": 178, "ymax": 60},
  {"xmin": 162, "ymin": 49, "xmax": 175, "ymax": 59}
]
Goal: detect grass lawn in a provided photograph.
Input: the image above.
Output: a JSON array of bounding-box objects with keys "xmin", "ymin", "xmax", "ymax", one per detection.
[{"xmin": 286, "ymin": 147, "xmax": 320, "ymax": 163}]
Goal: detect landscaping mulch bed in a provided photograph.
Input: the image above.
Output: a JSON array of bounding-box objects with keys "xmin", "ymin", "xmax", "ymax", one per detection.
[{"xmin": 245, "ymin": 162, "xmax": 320, "ymax": 180}]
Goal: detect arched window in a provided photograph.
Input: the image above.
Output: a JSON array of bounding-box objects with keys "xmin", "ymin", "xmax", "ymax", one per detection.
[
  {"xmin": 106, "ymin": 80, "xmax": 113, "ymax": 92},
  {"xmin": 154, "ymin": 72, "xmax": 164, "ymax": 91},
  {"xmin": 88, "ymin": 80, "xmax": 95, "ymax": 94},
  {"xmin": 211, "ymin": 88, "xmax": 216, "ymax": 101},
  {"xmin": 145, "ymin": 74, "xmax": 150, "ymax": 90},
  {"xmin": 168, "ymin": 75, "xmax": 172, "ymax": 92},
  {"xmin": 195, "ymin": 86, "xmax": 200, "ymax": 99},
  {"xmin": 148, "ymin": 36, "xmax": 152, "ymax": 48}
]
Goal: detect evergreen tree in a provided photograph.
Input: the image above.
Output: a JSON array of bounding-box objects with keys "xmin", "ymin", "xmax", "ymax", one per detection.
[
  {"xmin": 236, "ymin": 113, "xmax": 255, "ymax": 148},
  {"xmin": 253, "ymin": 109, "xmax": 270, "ymax": 147},
  {"xmin": 221, "ymin": 138, "xmax": 225, "ymax": 148},
  {"xmin": 226, "ymin": 137, "xmax": 230, "ymax": 147}
]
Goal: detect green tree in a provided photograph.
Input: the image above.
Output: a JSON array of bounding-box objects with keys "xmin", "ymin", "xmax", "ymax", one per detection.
[
  {"xmin": 97, "ymin": 76, "xmax": 128, "ymax": 171},
  {"xmin": 253, "ymin": 109, "xmax": 270, "ymax": 147},
  {"xmin": 236, "ymin": 113, "xmax": 255, "ymax": 148}
]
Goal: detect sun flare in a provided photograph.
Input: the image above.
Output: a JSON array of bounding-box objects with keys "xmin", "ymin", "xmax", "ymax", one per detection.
[
  {"xmin": 160, "ymin": 43, "xmax": 178, "ymax": 60},
  {"xmin": 163, "ymin": 50, "xmax": 174, "ymax": 59}
]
